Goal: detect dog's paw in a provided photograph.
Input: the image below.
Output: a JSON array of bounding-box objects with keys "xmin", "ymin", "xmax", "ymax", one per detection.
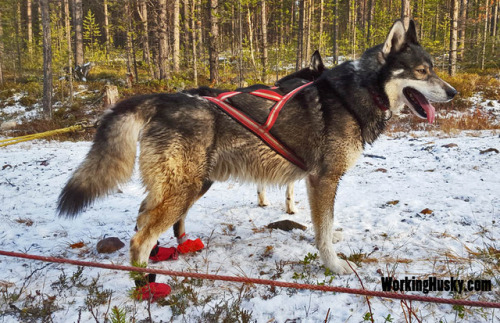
[
  {"xmin": 286, "ymin": 203, "xmax": 297, "ymax": 214},
  {"xmin": 258, "ymin": 199, "xmax": 269, "ymax": 207},
  {"xmin": 326, "ymin": 259, "xmax": 357, "ymax": 274},
  {"xmin": 331, "ymin": 231, "xmax": 343, "ymax": 243},
  {"xmin": 258, "ymin": 193, "xmax": 270, "ymax": 207}
]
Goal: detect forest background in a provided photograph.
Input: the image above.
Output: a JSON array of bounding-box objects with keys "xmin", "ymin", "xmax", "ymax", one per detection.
[{"xmin": 0, "ymin": 0, "xmax": 498, "ymax": 132}]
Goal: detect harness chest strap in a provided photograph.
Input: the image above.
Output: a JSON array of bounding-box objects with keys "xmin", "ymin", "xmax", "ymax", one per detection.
[{"xmin": 204, "ymin": 82, "xmax": 312, "ymax": 171}]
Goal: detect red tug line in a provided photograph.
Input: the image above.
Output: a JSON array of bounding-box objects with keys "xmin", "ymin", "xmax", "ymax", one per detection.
[{"xmin": 0, "ymin": 250, "xmax": 498, "ymax": 309}]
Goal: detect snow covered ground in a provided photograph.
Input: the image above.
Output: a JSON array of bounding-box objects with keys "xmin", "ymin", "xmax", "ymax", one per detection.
[{"xmin": 0, "ymin": 129, "xmax": 498, "ymax": 322}]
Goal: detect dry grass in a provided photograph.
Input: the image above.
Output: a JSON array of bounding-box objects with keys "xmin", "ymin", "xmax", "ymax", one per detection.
[
  {"xmin": 15, "ymin": 218, "xmax": 34, "ymax": 227},
  {"xmin": 437, "ymin": 71, "xmax": 500, "ymax": 101},
  {"xmin": 388, "ymin": 106, "xmax": 499, "ymax": 135},
  {"xmin": 437, "ymin": 112, "xmax": 500, "ymax": 134}
]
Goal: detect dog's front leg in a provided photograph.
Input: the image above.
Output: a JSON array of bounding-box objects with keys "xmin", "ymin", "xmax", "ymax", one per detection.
[
  {"xmin": 257, "ymin": 184, "xmax": 269, "ymax": 207},
  {"xmin": 306, "ymin": 174, "xmax": 355, "ymax": 274},
  {"xmin": 285, "ymin": 183, "xmax": 297, "ymax": 214}
]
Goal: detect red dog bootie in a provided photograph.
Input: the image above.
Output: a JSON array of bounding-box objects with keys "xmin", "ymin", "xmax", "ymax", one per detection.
[
  {"xmin": 134, "ymin": 274, "xmax": 171, "ymax": 301},
  {"xmin": 149, "ymin": 242, "xmax": 179, "ymax": 262},
  {"xmin": 135, "ymin": 282, "xmax": 171, "ymax": 301},
  {"xmin": 177, "ymin": 233, "xmax": 204, "ymax": 254}
]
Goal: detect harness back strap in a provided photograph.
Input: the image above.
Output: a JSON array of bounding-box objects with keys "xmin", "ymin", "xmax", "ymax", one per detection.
[
  {"xmin": 264, "ymin": 82, "xmax": 311, "ymax": 130},
  {"xmin": 204, "ymin": 82, "xmax": 312, "ymax": 170}
]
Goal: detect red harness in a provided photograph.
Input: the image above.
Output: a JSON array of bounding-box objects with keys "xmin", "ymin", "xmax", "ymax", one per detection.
[{"xmin": 204, "ymin": 82, "xmax": 312, "ymax": 170}]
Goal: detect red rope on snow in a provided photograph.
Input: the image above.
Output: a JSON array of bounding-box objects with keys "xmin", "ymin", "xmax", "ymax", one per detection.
[{"xmin": 0, "ymin": 250, "xmax": 498, "ymax": 308}]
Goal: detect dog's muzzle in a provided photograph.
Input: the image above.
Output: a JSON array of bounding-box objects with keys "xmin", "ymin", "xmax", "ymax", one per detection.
[{"xmin": 445, "ymin": 86, "xmax": 458, "ymax": 100}]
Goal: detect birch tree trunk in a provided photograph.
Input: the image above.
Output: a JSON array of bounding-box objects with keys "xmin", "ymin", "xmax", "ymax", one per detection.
[
  {"xmin": 190, "ymin": 0, "xmax": 198, "ymax": 86},
  {"xmin": 481, "ymin": 0, "xmax": 489, "ymax": 69},
  {"xmin": 104, "ymin": 0, "xmax": 110, "ymax": 59},
  {"xmin": 247, "ymin": 7, "xmax": 256, "ymax": 69},
  {"xmin": 150, "ymin": 5, "xmax": 160, "ymax": 79},
  {"xmin": 15, "ymin": 1, "xmax": 22, "ymax": 77},
  {"xmin": 129, "ymin": 5, "xmax": 139, "ymax": 83},
  {"xmin": 125, "ymin": 1, "xmax": 132, "ymax": 84},
  {"xmin": 449, "ymin": 0, "xmax": 459, "ymax": 76},
  {"xmin": 173, "ymin": 0, "xmax": 180, "ymax": 72},
  {"xmin": 27, "ymin": 0, "xmax": 33, "ymax": 56},
  {"xmin": 137, "ymin": 0, "xmax": 153, "ymax": 78},
  {"xmin": 158, "ymin": 0, "xmax": 169, "ymax": 79},
  {"xmin": 261, "ymin": 0, "xmax": 268, "ymax": 82},
  {"xmin": 305, "ymin": 0, "xmax": 312, "ymax": 63},
  {"xmin": 401, "ymin": 0, "xmax": 411, "ymax": 29},
  {"xmin": 209, "ymin": 0, "xmax": 219, "ymax": 83},
  {"xmin": 38, "ymin": 1, "xmax": 42, "ymax": 46},
  {"xmin": 333, "ymin": 0, "xmax": 338, "ymax": 65},
  {"xmin": 196, "ymin": 0, "xmax": 202, "ymax": 63},
  {"xmin": 64, "ymin": 0, "xmax": 73, "ymax": 104},
  {"xmin": 41, "ymin": 0, "xmax": 53, "ymax": 118},
  {"xmin": 74, "ymin": 0, "xmax": 84, "ymax": 66},
  {"xmin": 183, "ymin": 0, "xmax": 191, "ymax": 64},
  {"xmin": 458, "ymin": 0, "xmax": 468, "ymax": 60},
  {"xmin": 296, "ymin": 0, "xmax": 304, "ymax": 70}
]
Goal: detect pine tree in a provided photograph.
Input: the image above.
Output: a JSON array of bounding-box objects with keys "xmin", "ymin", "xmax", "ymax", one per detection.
[{"xmin": 83, "ymin": 9, "xmax": 102, "ymax": 61}]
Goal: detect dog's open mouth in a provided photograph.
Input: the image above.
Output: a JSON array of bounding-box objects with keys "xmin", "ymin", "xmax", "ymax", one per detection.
[{"xmin": 403, "ymin": 87, "xmax": 435, "ymax": 124}]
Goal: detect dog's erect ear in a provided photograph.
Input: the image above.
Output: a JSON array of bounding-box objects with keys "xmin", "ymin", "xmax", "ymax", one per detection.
[
  {"xmin": 310, "ymin": 50, "xmax": 325, "ymax": 73},
  {"xmin": 406, "ymin": 20, "xmax": 418, "ymax": 44},
  {"xmin": 378, "ymin": 20, "xmax": 406, "ymax": 64}
]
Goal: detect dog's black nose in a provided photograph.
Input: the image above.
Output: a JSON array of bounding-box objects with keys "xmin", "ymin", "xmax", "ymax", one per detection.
[{"xmin": 446, "ymin": 87, "xmax": 458, "ymax": 99}]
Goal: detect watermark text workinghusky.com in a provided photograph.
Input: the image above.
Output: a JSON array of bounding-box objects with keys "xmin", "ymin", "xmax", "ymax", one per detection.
[{"xmin": 381, "ymin": 277, "xmax": 492, "ymax": 294}]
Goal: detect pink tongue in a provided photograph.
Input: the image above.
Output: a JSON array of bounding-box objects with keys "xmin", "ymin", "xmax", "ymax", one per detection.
[{"xmin": 413, "ymin": 90, "xmax": 435, "ymax": 123}]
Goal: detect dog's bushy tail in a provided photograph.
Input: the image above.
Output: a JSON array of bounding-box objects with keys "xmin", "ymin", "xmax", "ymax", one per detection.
[{"xmin": 57, "ymin": 104, "xmax": 154, "ymax": 218}]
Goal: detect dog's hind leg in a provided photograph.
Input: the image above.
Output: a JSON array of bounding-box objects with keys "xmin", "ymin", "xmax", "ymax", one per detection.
[
  {"xmin": 285, "ymin": 183, "xmax": 297, "ymax": 214},
  {"xmin": 173, "ymin": 179, "xmax": 213, "ymax": 244},
  {"xmin": 257, "ymin": 184, "xmax": 270, "ymax": 207},
  {"xmin": 306, "ymin": 174, "xmax": 356, "ymax": 274},
  {"xmin": 131, "ymin": 188, "xmax": 200, "ymax": 266},
  {"xmin": 131, "ymin": 142, "xmax": 208, "ymax": 267}
]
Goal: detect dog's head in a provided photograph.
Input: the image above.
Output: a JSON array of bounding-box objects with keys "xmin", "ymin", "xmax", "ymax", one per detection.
[{"xmin": 379, "ymin": 20, "xmax": 457, "ymax": 123}]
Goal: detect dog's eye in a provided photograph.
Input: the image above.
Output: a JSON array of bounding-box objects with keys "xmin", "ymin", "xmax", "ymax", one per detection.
[{"xmin": 416, "ymin": 69, "xmax": 426, "ymax": 75}]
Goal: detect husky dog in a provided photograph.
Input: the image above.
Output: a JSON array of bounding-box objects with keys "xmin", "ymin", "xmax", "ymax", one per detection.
[{"xmin": 58, "ymin": 20, "xmax": 456, "ymax": 279}]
